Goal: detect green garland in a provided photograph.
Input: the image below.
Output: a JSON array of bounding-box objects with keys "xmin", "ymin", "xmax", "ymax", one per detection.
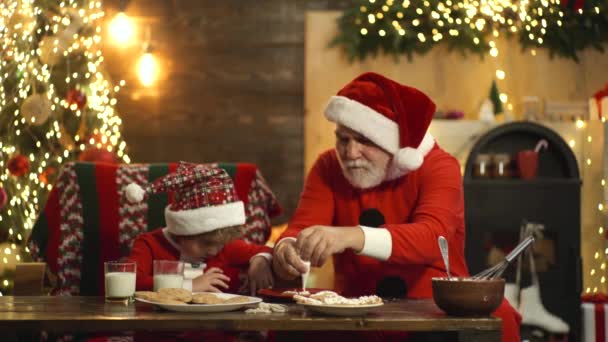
[{"xmin": 332, "ymin": 0, "xmax": 608, "ymax": 62}]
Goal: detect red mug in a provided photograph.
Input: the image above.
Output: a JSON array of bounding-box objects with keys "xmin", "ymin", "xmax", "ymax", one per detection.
[{"xmin": 517, "ymin": 150, "xmax": 539, "ymax": 180}]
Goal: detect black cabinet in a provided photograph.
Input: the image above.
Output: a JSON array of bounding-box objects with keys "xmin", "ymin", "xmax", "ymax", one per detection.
[{"xmin": 463, "ymin": 122, "xmax": 581, "ymax": 341}]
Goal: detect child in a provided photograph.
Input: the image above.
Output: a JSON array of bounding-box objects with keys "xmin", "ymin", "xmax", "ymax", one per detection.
[{"xmin": 126, "ymin": 162, "xmax": 274, "ymax": 295}]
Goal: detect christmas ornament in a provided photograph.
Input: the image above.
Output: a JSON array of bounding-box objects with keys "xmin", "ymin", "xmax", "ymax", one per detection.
[
  {"xmin": 79, "ymin": 147, "xmax": 119, "ymax": 164},
  {"xmin": 65, "ymin": 89, "xmax": 87, "ymax": 110},
  {"xmin": 39, "ymin": 35, "xmax": 70, "ymax": 66},
  {"xmin": 561, "ymin": 0, "xmax": 585, "ymax": 11},
  {"xmin": 0, "ymin": 187, "xmax": 7, "ymax": 210},
  {"xmin": 21, "ymin": 93, "xmax": 52, "ymax": 126},
  {"xmin": 39, "ymin": 167, "xmax": 57, "ymax": 185},
  {"xmin": 7, "ymin": 154, "xmax": 30, "ymax": 177}
]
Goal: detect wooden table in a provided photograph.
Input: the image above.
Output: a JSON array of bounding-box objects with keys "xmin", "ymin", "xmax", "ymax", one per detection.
[{"xmin": 0, "ymin": 296, "xmax": 501, "ymax": 341}]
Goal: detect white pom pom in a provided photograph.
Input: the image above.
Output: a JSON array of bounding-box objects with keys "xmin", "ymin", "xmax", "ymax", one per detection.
[
  {"xmin": 394, "ymin": 147, "xmax": 424, "ymax": 171},
  {"xmin": 125, "ymin": 183, "xmax": 146, "ymax": 203}
]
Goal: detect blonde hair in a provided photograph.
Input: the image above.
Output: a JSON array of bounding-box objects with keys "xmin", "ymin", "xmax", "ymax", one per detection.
[{"xmin": 172, "ymin": 225, "xmax": 244, "ymax": 244}]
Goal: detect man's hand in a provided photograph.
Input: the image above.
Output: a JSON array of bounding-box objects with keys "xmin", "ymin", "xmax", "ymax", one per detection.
[
  {"xmin": 296, "ymin": 226, "xmax": 364, "ymax": 267},
  {"xmin": 272, "ymin": 239, "xmax": 309, "ymax": 280},
  {"xmin": 247, "ymin": 256, "xmax": 274, "ymax": 296},
  {"xmin": 192, "ymin": 267, "xmax": 230, "ymax": 293}
]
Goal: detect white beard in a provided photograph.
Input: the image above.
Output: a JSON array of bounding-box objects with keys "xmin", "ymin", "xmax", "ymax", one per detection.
[{"xmin": 338, "ymin": 158, "xmax": 386, "ymax": 189}]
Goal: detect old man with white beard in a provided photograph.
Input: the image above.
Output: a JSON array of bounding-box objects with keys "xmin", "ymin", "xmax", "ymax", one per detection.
[{"xmin": 272, "ymin": 72, "xmax": 521, "ymax": 342}]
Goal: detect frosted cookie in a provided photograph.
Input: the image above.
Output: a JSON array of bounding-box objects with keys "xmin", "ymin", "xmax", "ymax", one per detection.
[
  {"xmin": 158, "ymin": 288, "xmax": 192, "ymax": 303},
  {"xmin": 309, "ymin": 291, "xmax": 339, "ymax": 302},
  {"xmin": 282, "ymin": 290, "xmax": 310, "ymax": 296},
  {"xmin": 192, "ymin": 293, "xmax": 224, "ymax": 304},
  {"xmin": 245, "ymin": 302, "xmax": 288, "ymax": 314},
  {"xmin": 293, "ymin": 294, "xmax": 323, "ymax": 305}
]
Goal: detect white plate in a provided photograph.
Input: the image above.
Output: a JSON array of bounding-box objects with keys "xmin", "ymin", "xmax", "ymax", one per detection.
[
  {"xmin": 136, "ymin": 292, "xmax": 262, "ymax": 313},
  {"xmin": 300, "ymin": 302, "xmax": 384, "ymax": 316}
]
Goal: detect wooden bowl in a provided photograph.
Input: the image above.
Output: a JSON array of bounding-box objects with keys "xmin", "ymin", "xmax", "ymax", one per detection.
[{"xmin": 431, "ymin": 277, "xmax": 504, "ymax": 316}]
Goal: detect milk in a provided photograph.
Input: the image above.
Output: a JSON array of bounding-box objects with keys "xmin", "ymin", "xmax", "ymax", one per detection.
[
  {"xmin": 154, "ymin": 274, "xmax": 184, "ymax": 291},
  {"xmin": 105, "ymin": 272, "xmax": 136, "ymax": 299}
]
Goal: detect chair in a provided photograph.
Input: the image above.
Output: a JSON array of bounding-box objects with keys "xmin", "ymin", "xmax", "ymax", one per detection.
[{"xmin": 27, "ymin": 161, "xmax": 282, "ymax": 296}]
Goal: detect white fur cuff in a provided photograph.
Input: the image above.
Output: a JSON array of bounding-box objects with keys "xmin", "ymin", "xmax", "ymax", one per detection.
[
  {"xmin": 324, "ymin": 96, "xmax": 399, "ymax": 153},
  {"xmin": 357, "ymin": 226, "xmax": 392, "ymax": 261},
  {"xmin": 165, "ymin": 201, "xmax": 246, "ymax": 236}
]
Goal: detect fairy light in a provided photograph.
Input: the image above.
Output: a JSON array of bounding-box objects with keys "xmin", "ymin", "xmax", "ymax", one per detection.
[{"xmin": 0, "ymin": 0, "xmax": 130, "ymax": 294}]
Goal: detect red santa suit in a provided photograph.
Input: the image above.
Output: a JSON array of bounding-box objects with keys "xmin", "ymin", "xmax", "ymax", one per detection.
[
  {"xmin": 278, "ymin": 72, "xmax": 521, "ymax": 342},
  {"xmin": 129, "ymin": 227, "xmax": 272, "ymax": 293}
]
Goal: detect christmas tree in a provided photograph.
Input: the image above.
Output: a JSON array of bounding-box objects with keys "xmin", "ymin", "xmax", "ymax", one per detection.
[
  {"xmin": 0, "ymin": 0, "xmax": 130, "ymax": 294},
  {"xmin": 489, "ymin": 80, "xmax": 503, "ymax": 115}
]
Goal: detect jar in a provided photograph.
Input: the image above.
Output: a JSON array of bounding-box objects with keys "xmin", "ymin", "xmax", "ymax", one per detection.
[
  {"xmin": 473, "ymin": 154, "xmax": 492, "ymax": 179},
  {"xmin": 492, "ymin": 153, "xmax": 512, "ymax": 178}
]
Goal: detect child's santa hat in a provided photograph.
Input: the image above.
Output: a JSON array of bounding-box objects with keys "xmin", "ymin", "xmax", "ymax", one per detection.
[
  {"xmin": 125, "ymin": 162, "xmax": 245, "ymax": 236},
  {"xmin": 324, "ymin": 72, "xmax": 436, "ymax": 179}
]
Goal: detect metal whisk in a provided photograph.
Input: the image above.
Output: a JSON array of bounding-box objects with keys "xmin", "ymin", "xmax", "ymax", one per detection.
[{"xmin": 472, "ymin": 236, "xmax": 535, "ymax": 280}]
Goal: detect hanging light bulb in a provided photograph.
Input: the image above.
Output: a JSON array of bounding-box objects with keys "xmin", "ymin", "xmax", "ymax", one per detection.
[
  {"xmin": 109, "ymin": 0, "xmax": 135, "ymax": 45},
  {"xmin": 137, "ymin": 27, "xmax": 158, "ymax": 87},
  {"xmin": 137, "ymin": 49, "xmax": 158, "ymax": 87}
]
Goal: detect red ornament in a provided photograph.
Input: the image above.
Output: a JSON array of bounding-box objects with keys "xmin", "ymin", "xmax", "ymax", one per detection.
[
  {"xmin": 79, "ymin": 147, "xmax": 120, "ymax": 164},
  {"xmin": 39, "ymin": 166, "xmax": 57, "ymax": 185},
  {"xmin": 66, "ymin": 89, "xmax": 87, "ymax": 110},
  {"xmin": 561, "ymin": 0, "xmax": 585, "ymax": 10},
  {"xmin": 0, "ymin": 186, "xmax": 7, "ymax": 210},
  {"xmin": 7, "ymin": 154, "xmax": 30, "ymax": 177}
]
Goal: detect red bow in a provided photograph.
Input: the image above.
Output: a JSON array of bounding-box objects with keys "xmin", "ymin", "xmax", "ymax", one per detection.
[
  {"xmin": 582, "ymin": 293, "xmax": 608, "ymax": 303},
  {"xmin": 593, "ymin": 83, "xmax": 608, "ymax": 119}
]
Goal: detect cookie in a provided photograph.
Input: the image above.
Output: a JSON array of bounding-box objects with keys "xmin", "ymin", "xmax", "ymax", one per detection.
[
  {"xmin": 135, "ymin": 291, "xmax": 160, "ymax": 301},
  {"xmin": 158, "ymin": 288, "xmax": 193, "ymax": 303},
  {"xmin": 154, "ymin": 297, "xmax": 187, "ymax": 305},
  {"xmin": 191, "ymin": 293, "xmax": 224, "ymax": 304},
  {"xmin": 223, "ymin": 296, "xmax": 249, "ymax": 304}
]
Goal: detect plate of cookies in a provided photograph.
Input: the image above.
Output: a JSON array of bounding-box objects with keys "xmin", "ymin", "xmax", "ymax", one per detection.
[
  {"xmin": 135, "ymin": 288, "xmax": 262, "ymax": 313},
  {"xmin": 293, "ymin": 290, "xmax": 383, "ymax": 316}
]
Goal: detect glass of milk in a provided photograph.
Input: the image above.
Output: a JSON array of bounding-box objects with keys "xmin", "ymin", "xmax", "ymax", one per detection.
[
  {"xmin": 104, "ymin": 261, "xmax": 136, "ymax": 303},
  {"xmin": 153, "ymin": 260, "xmax": 185, "ymax": 291}
]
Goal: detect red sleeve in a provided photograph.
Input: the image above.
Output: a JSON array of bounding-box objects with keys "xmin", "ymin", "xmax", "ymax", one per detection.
[
  {"xmin": 209, "ymin": 239, "xmax": 272, "ymax": 268},
  {"xmin": 385, "ymin": 151, "xmax": 465, "ymax": 265},
  {"xmin": 279, "ymin": 152, "xmax": 335, "ymax": 241},
  {"xmin": 128, "ymin": 236, "xmax": 154, "ymax": 291}
]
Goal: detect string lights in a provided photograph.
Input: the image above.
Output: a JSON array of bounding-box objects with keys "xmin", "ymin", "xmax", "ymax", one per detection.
[
  {"xmin": 0, "ymin": 0, "xmax": 130, "ymax": 294},
  {"xmin": 584, "ymin": 118, "xmax": 607, "ymax": 295},
  {"xmin": 334, "ymin": 0, "xmax": 605, "ymax": 62}
]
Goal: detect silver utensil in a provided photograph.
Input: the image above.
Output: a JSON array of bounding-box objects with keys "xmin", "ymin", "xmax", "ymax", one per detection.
[
  {"xmin": 438, "ymin": 236, "xmax": 451, "ymax": 280},
  {"xmin": 472, "ymin": 236, "xmax": 535, "ymax": 280}
]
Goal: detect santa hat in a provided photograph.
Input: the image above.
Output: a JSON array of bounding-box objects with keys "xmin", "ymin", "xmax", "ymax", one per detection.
[
  {"xmin": 125, "ymin": 162, "xmax": 246, "ymax": 236},
  {"xmin": 324, "ymin": 72, "xmax": 436, "ymax": 179}
]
